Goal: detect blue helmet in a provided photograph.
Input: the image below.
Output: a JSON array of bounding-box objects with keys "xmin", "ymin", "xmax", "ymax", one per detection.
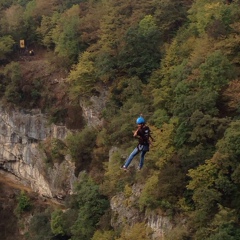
[{"xmin": 136, "ymin": 116, "xmax": 145, "ymax": 124}]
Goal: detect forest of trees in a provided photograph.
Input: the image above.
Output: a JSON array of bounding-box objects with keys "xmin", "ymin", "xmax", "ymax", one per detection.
[{"xmin": 1, "ymin": 0, "xmax": 240, "ymax": 239}]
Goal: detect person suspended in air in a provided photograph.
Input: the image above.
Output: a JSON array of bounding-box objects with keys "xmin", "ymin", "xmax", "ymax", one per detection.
[{"xmin": 121, "ymin": 115, "xmax": 154, "ymax": 171}]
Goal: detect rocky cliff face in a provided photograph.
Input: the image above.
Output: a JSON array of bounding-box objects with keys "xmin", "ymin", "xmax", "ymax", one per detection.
[
  {"xmin": 0, "ymin": 88, "xmax": 107, "ymax": 199},
  {"xmin": 0, "ymin": 106, "xmax": 76, "ymax": 199},
  {"xmin": 111, "ymin": 183, "xmax": 174, "ymax": 239}
]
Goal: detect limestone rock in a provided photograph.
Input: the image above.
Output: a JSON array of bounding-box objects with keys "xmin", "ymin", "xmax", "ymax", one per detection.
[
  {"xmin": 0, "ymin": 106, "xmax": 76, "ymax": 199},
  {"xmin": 110, "ymin": 183, "xmax": 173, "ymax": 239}
]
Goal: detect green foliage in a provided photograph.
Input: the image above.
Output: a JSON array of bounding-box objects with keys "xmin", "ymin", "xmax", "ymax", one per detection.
[
  {"xmin": 140, "ymin": 136, "xmax": 187, "ymax": 211},
  {"xmin": 68, "ymin": 51, "xmax": 97, "ymax": 101},
  {"xmin": 187, "ymin": 159, "xmax": 218, "ymax": 195},
  {"xmin": 199, "ymin": 50, "xmax": 235, "ymax": 91},
  {"xmin": 0, "ymin": 4, "xmax": 25, "ymax": 39},
  {"xmin": 60, "ymin": 208, "xmax": 78, "ymax": 236},
  {"xmin": 116, "ymin": 222, "xmax": 152, "ymax": 240},
  {"xmin": 24, "ymin": 0, "xmax": 57, "ymax": 19},
  {"xmin": 91, "ymin": 230, "xmax": 115, "ymax": 240},
  {"xmin": 0, "ymin": 0, "xmax": 16, "ymax": 10},
  {"xmin": 206, "ymin": 223, "xmax": 240, "ymax": 240},
  {"xmin": 150, "ymin": 109, "xmax": 170, "ymax": 128},
  {"xmin": 90, "ymin": 128, "xmax": 111, "ymax": 180},
  {"xmin": 52, "ymin": 5, "xmax": 82, "ymax": 64},
  {"xmin": 101, "ymin": 150, "xmax": 128, "ymax": 196},
  {"xmin": 15, "ymin": 190, "xmax": 31, "ymax": 215},
  {"xmin": 217, "ymin": 120, "xmax": 240, "ymax": 158},
  {"xmin": 51, "ymin": 209, "xmax": 65, "ymax": 236},
  {"xmin": 49, "ymin": 107, "xmax": 68, "ymax": 125},
  {"xmin": 193, "ymin": 220, "xmax": 240, "ymax": 240},
  {"xmin": 70, "ymin": 172, "xmax": 109, "ymax": 240},
  {"xmin": 66, "ymin": 126, "xmax": 97, "ymax": 174},
  {"xmin": 37, "ymin": 13, "xmax": 61, "ymax": 49},
  {"xmin": 153, "ymin": 0, "xmax": 190, "ymax": 41},
  {"xmin": 165, "ymin": 224, "xmax": 189, "ymax": 240},
  {"xmin": 174, "ymin": 83, "xmax": 219, "ymax": 118},
  {"xmin": 109, "ymin": 76, "xmax": 144, "ymax": 106},
  {"xmin": 172, "ymin": 84, "xmax": 224, "ymax": 147},
  {"xmin": 150, "ymin": 37, "xmax": 195, "ymax": 112},
  {"xmin": 187, "ymin": 195, "xmax": 240, "ymax": 239},
  {"xmin": 40, "ymin": 138, "xmax": 66, "ymax": 166},
  {"xmin": 156, "ymin": 160, "xmax": 187, "ymax": 209},
  {"xmin": 1, "ymin": 61, "xmax": 23, "ymax": 104},
  {"xmin": 17, "ymin": 0, "xmax": 29, "ymax": 7},
  {"xmin": 4, "ymin": 83, "xmax": 22, "ymax": 103},
  {"xmin": 118, "ymin": 15, "xmax": 161, "ymax": 81},
  {"xmin": 138, "ymin": 173, "xmax": 160, "ymax": 210},
  {"xmin": 28, "ymin": 209, "xmax": 54, "ymax": 240},
  {"xmin": 185, "ymin": 120, "xmax": 240, "ymax": 237},
  {"xmin": 188, "ymin": 1, "xmax": 226, "ymax": 35},
  {"xmin": 0, "ymin": 35, "xmax": 15, "ymax": 60},
  {"xmin": 3, "ymin": 61, "xmax": 21, "ymax": 81},
  {"xmin": 187, "ymin": 111, "xmax": 229, "ymax": 145},
  {"xmin": 21, "ymin": 78, "xmax": 44, "ymax": 107},
  {"xmin": 50, "ymin": 138, "xmax": 66, "ymax": 163},
  {"xmin": 148, "ymin": 123, "xmax": 176, "ymax": 169},
  {"xmin": 60, "ymin": 0, "xmax": 89, "ymax": 11},
  {"xmin": 138, "ymin": 15, "xmax": 158, "ymax": 37}
]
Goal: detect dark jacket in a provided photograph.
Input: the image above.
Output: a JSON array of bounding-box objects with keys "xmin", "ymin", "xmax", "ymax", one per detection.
[{"xmin": 136, "ymin": 125, "xmax": 151, "ymax": 145}]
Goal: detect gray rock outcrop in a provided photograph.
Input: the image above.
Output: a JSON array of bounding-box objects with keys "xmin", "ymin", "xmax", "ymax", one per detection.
[
  {"xmin": 0, "ymin": 106, "xmax": 76, "ymax": 199},
  {"xmin": 110, "ymin": 183, "xmax": 174, "ymax": 239}
]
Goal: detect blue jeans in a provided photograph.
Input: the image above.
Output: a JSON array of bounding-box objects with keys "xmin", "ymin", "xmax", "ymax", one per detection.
[{"xmin": 124, "ymin": 145, "xmax": 148, "ymax": 169}]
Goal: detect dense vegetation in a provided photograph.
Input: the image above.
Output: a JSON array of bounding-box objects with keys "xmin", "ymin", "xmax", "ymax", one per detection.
[{"xmin": 1, "ymin": 0, "xmax": 240, "ymax": 239}]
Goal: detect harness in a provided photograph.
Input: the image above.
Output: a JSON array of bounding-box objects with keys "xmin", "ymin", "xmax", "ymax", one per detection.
[{"xmin": 137, "ymin": 126, "xmax": 151, "ymax": 152}]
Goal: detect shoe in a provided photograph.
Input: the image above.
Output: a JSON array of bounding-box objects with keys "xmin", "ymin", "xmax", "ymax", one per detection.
[
  {"xmin": 137, "ymin": 166, "xmax": 141, "ymax": 171},
  {"xmin": 121, "ymin": 165, "xmax": 128, "ymax": 171}
]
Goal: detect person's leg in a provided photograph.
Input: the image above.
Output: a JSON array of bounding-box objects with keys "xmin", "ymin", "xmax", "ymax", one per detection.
[
  {"xmin": 139, "ymin": 151, "xmax": 147, "ymax": 170},
  {"xmin": 123, "ymin": 147, "xmax": 139, "ymax": 168}
]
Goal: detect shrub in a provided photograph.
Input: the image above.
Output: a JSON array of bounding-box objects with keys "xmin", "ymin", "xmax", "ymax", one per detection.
[
  {"xmin": 70, "ymin": 172, "xmax": 110, "ymax": 240},
  {"xmin": 15, "ymin": 190, "xmax": 31, "ymax": 216}
]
